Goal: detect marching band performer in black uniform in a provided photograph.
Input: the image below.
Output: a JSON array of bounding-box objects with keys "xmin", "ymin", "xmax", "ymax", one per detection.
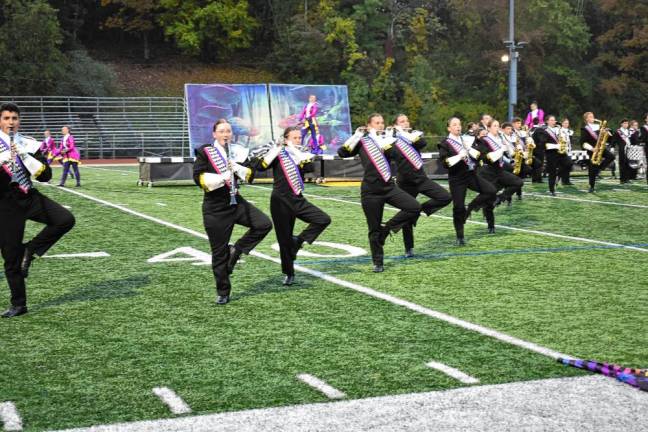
[
  {"xmin": 0, "ymin": 103, "xmax": 75, "ymax": 318},
  {"xmin": 475, "ymin": 119, "xmax": 523, "ymax": 230},
  {"xmin": 558, "ymin": 118, "xmax": 574, "ymax": 185},
  {"xmin": 193, "ymin": 119, "xmax": 272, "ymax": 305},
  {"xmin": 392, "ymin": 114, "xmax": 450, "ymax": 258},
  {"xmin": 580, "ymin": 112, "xmax": 615, "ymax": 193},
  {"xmin": 338, "ymin": 113, "xmax": 421, "ymax": 272},
  {"xmin": 255, "ymin": 127, "xmax": 331, "ymax": 286},
  {"xmin": 638, "ymin": 113, "xmax": 648, "ymax": 184},
  {"xmin": 533, "ymin": 115, "xmax": 573, "ymax": 195},
  {"xmin": 613, "ymin": 119, "xmax": 637, "ymax": 184},
  {"xmin": 438, "ymin": 117, "xmax": 496, "ymax": 245},
  {"xmin": 512, "ymin": 117, "xmax": 542, "ymax": 188},
  {"xmin": 530, "ymin": 118, "xmax": 545, "ymax": 183}
]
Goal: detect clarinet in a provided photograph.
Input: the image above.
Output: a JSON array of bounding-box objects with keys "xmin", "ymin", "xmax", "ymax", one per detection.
[
  {"xmin": 8, "ymin": 130, "xmax": 18, "ymax": 183},
  {"xmin": 226, "ymin": 139, "xmax": 238, "ymax": 205}
]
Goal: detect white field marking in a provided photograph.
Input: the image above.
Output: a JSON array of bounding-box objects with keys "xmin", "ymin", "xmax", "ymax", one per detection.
[
  {"xmin": 0, "ymin": 402, "xmax": 22, "ymax": 431},
  {"xmin": 63, "ymin": 205, "xmax": 72, "ymax": 209},
  {"xmin": 152, "ymin": 387, "xmax": 192, "ymax": 415},
  {"xmin": 48, "ymin": 376, "xmax": 648, "ymax": 432},
  {"xmin": 296, "ymin": 374, "xmax": 346, "ymax": 399},
  {"xmin": 425, "ymin": 361, "xmax": 479, "ymax": 384},
  {"xmin": 83, "ymin": 166, "xmax": 138, "ymax": 174},
  {"xmin": 256, "ymin": 186, "xmax": 648, "ymax": 254},
  {"xmin": 525, "ymin": 192, "xmax": 648, "ymax": 209},
  {"xmin": 147, "ymin": 247, "xmax": 211, "ymax": 266},
  {"xmin": 43, "ymin": 252, "xmax": 110, "ymax": 259},
  {"xmin": 156, "ymin": 202, "xmax": 168, "ymax": 207},
  {"xmin": 47, "ymin": 185, "xmax": 575, "ymax": 361},
  {"xmin": 271, "ymin": 241, "xmax": 367, "ymax": 258}
]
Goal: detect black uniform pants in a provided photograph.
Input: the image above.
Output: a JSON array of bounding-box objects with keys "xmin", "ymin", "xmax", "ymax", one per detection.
[
  {"xmin": 1, "ymin": 190, "xmax": 75, "ymax": 307},
  {"xmin": 361, "ymin": 182, "xmax": 421, "ymax": 265},
  {"xmin": 587, "ymin": 148, "xmax": 615, "ymax": 189},
  {"xmin": 618, "ymin": 142, "xmax": 638, "ymax": 183},
  {"xmin": 449, "ymin": 171, "xmax": 497, "ymax": 238},
  {"xmin": 479, "ymin": 165, "xmax": 524, "ymax": 202},
  {"xmin": 399, "ymin": 177, "xmax": 451, "ymax": 250},
  {"xmin": 531, "ymin": 150, "xmax": 545, "ymax": 182},
  {"xmin": 545, "ymin": 150, "xmax": 573, "ymax": 192},
  {"xmin": 203, "ymin": 196, "xmax": 272, "ymax": 296},
  {"xmin": 270, "ymin": 191, "xmax": 331, "ymax": 276}
]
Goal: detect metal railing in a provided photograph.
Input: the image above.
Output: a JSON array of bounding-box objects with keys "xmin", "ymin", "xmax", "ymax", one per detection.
[{"xmin": 0, "ymin": 96, "xmax": 190, "ymax": 158}]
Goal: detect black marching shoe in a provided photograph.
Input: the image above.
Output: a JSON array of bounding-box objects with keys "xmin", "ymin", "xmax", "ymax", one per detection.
[
  {"xmin": 227, "ymin": 245, "xmax": 242, "ymax": 274},
  {"xmin": 20, "ymin": 245, "xmax": 35, "ymax": 278},
  {"xmin": 2, "ymin": 306, "xmax": 28, "ymax": 318},
  {"xmin": 516, "ymin": 194, "xmax": 523, "ymax": 201},
  {"xmin": 455, "ymin": 237, "xmax": 466, "ymax": 246},
  {"xmin": 550, "ymin": 191, "xmax": 556, "ymax": 196},
  {"xmin": 488, "ymin": 226, "xmax": 496, "ymax": 234},
  {"xmin": 283, "ymin": 275, "xmax": 295, "ymax": 286},
  {"xmin": 588, "ymin": 187, "xmax": 595, "ymax": 193},
  {"xmin": 216, "ymin": 295, "xmax": 230, "ymax": 305},
  {"xmin": 494, "ymin": 194, "xmax": 504, "ymax": 207},
  {"xmin": 405, "ymin": 249, "xmax": 414, "ymax": 258},
  {"xmin": 373, "ymin": 263, "xmax": 384, "ymax": 273},
  {"xmin": 291, "ymin": 236, "xmax": 304, "ymax": 260}
]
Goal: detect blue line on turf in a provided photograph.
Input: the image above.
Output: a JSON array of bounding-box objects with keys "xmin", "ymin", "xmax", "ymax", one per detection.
[{"xmin": 296, "ymin": 242, "xmax": 648, "ymax": 266}]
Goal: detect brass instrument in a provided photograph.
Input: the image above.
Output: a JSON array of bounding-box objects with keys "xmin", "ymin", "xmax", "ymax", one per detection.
[
  {"xmin": 520, "ymin": 126, "xmax": 536, "ymax": 166},
  {"xmin": 513, "ymin": 147, "xmax": 523, "ymax": 175},
  {"xmin": 558, "ymin": 128, "xmax": 568, "ymax": 155},
  {"xmin": 591, "ymin": 120, "xmax": 609, "ymax": 166}
]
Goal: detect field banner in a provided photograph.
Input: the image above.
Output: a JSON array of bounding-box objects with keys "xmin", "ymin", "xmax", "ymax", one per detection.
[
  {"xmin": 185, "ymin": 84, "xmax": 273, "ymax": 155},
  {"xmin": 269, "ymin": 84, "xmax": 352, "ymax": 155}
]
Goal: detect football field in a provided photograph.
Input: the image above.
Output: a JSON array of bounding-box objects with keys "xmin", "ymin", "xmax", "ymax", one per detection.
[{"xmin": 1, "ymin": 165, "xmax": 647, "ymax": 431}]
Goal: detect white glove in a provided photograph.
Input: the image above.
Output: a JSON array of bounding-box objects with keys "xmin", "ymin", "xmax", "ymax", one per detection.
[
  {"xmin": 343, "ymin": 130, "xmax": 364, "ymax": 151},
  {"xmin": 286, "ymin": 145, "xmax": 312, "ymax": 165},
  {"xmin": 201, "ymin": 172, "xmax": 227, "ymax": 191},
  {"xmin": 582, "ymin": 143, "xmax": 594, "ymax": 151},
  {"xmin": 20, "ymin": 153, "xmax": 45, "ymax": 176},
  {"xmin": 546, "ymin": 143, "xmax": 560, "ymax": 150},
  {"xmin": 446, "ymin": 154, "xmax": 464, "ymax": 167},
  {"xmin": 0, "ymin": 150, "xmax": 11, "ymax": 165},
  {"xmin": 468, "ymin": 148, "xmax": 480, "ymax": 159},
  {"xmin": 262, "ymin": 145, "xmax": 280, "ymax": 167},
  {"xmin": 487, "ymin": 149, "xmax": 504, "ymax": 162},
  {"xmin": 232, "ymin": 162, "xmax": 251, "ymax": 182}
]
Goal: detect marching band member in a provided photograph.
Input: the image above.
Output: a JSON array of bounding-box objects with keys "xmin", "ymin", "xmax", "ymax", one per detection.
[
  {"xmin": 338, "ymin": 113, "xmax": 421, "ymax": 272},
  {"xmin": 478, "ymin": 114, "xmax": 492, "ymax": 131},
  {"xmin": 638, "ymin": 114, "xmax": 648, "ymax": 183},
  {"xmin": 530, "ymin": 117, "xmax": 546, "ymax": 183},
  {"xmin": 58, "ymin": 126, "xmax": 81, "ymax": 187},
  {"xmin": 40, "ymin": 129, "xmax": 57, "ymax": 165},
  {"xmin": 438, "ymin": 117, "xmax": 496, "ymax": 245},
  {"xmin": 580, "ymin": 112, "xmax": 615, "ymax": 192},
  {"xmin": 0, "ymin": 103, "xmax": 75, "ymax": 318},
  {"xmin": 558, "ymin": 118, "xmax": 574, "ymax": 185},
  {"xmin": 391, "ymin": 114, "xmax": 450, "ymax": 258},
  {"xmin": 613, "ymin": 119, "xmax": 637, "ymax": 184},
  {"xmin": 299, "ymin": 94, "xmax": 324, "ymax": 154},
  {"xmin": 475, "ymin": 119, "xmax": 523, "ymax": 228},
  {"xmin": 193, "ymin": 119, "xmax": 272, "ymax": 305},
  {"xmin": 533, "ymin": 115, "xmax": 573, "ymax": 195},
  {"xmin": 255, "ymin": 126, "xmax": 331, "ymax": 285},
  {"xmin": 501, "ymin": 122, "xmax": 526, "ymax": 202}
]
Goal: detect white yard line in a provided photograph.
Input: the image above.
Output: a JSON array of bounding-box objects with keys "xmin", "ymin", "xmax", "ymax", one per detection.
[
  {"xmin": 425, "ymin": 362, "xmax": 479, "ymax": 384},
  {"xmin": 48, "ymin": 185, "xmax": 575, "ymax": 362},
  {"xmin": 48, "ymin": 376, "xmax": 648, "ymax": 432},
  {"xmin": 525, "ymin": 192, "xmax": 648, "ymax": 209},
  {"xmin": 266, "ymin": 187, "xmax": 648, "ymax": 254},
  {"xmin": 0, "ymin": 402, "xmax": 22, "ymax": 431},
  {"xmin": 83, "ymin": 166, "xmax": 138, "ymax": 175},
  {"xmin": 42, "ymin": 252, "xmax": 110, "ymax": 259},
  {"xmin": 152, "ymin": 388, "xmax": 192, "ymax": 415},
  {"xmin": 296, "ymin": 374, "xmax": 346, "ymax": 399}
]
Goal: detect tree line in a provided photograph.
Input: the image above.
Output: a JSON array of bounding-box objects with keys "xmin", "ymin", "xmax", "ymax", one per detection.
[{"xmin": 0, "ymin": 0, "xmax": 645, "ymax": 133}]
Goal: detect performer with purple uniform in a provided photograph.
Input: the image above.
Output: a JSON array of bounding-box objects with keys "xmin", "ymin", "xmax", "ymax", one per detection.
[
  {"xmin": 255, "ymin": 126, "xmax": 331, "ymax": 285},
  {"xmin": 58, "ymin": 126, "xmax": 81, "ymax": 187},
  {"xmin": 0, "ymin": 103, "xmax": 75, "ymax": 318},
  {"xmin": 299, "ymin": 94, "xmax": 324, "ymax": 154},
  {"xmin": 40, "ymin": 129, "xmax": 57, "ymax": 165}
]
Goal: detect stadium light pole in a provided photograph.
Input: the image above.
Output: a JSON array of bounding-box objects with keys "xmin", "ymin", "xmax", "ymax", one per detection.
[{"xmin": 503, "ymin": 0, "xmax": 527, "ymax": 121}]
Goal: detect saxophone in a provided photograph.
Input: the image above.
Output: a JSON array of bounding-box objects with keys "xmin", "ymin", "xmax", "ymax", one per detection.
[
  {"xmin": 521, "ymin": 126, "xmax": 536, "ymax": 166},
  {"xmin": 591, "ymin": 120, "xmax": 609, "ymax": 166},
  {"xmin": 513, "ymin": 147, "xmax": 523, "ymax": 175},
  {"xmin": 558, "ymin": 128, "xmax": 568, "ymax": 155}
]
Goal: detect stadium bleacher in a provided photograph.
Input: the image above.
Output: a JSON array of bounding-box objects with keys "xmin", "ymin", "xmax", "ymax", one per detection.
[{"xmin": 0, "ymin": 96, "xmax": 190, "ymax": 158}]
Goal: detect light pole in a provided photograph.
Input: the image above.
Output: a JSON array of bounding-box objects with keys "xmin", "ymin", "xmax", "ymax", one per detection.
[{"xmin": 503, "ymin": 0, "xmax": 527, "ymax": 121}]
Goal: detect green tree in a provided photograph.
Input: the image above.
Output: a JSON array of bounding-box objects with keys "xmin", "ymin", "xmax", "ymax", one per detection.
[
  {"xmin": 157, "ymin": 0, "xmax": 259, "ymax": 60},
  {"xmin": 55, "ymin": 49, "xmax": 116, "ymax": 96},
  {"xmin": 0, "ymin": 0, "xmax": 66, "ymax": 94},
  {"xmin": 101, "ymin": 0, "xmax": 159, "ymax": 60}
]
